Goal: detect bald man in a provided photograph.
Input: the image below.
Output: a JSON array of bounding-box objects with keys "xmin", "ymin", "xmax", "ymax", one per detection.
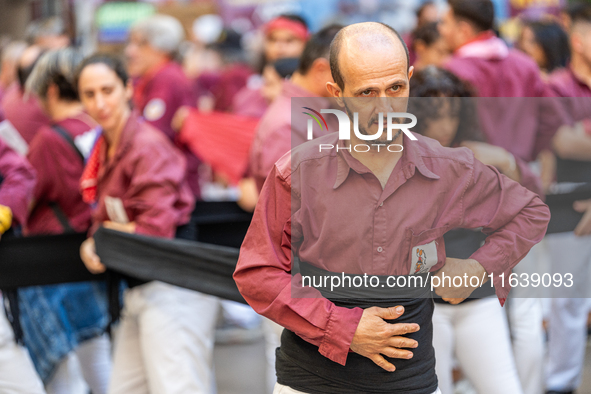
[{"xmin": 234, "ymin": 22, "xmax": 550, "ymax": 394}]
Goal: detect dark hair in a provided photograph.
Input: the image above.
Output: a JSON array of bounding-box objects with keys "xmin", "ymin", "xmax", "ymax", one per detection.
[
  {"xmin": 569, "ymin": 1, "xmax": 591, "ymax": 25},
  {"xmin": 297, "ymin": 24, "xmax": 343, "ymax": 75},
  {"xmin": 330, "ymin": 23, "xmax": 410, "ymax": 91},
  {"xmin": 75, "ymin": 53, "xmax": 129, "ymax": 95},
  {"xmin": 409, "ymin": 66, "xmax": 484, "ymax": 145},
  {"xmin": 411, "ymin": 22, "xmax": 440, "ymax": 50},
  {"xmin": 448, "ymin": 0, "xmax": 495, "ymax": 33},
  {"xmin": 526, "ymin": 21, "xmax": 570, "ymax": 72}
]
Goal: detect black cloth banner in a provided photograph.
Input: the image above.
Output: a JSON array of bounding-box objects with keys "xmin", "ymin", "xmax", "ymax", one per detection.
[
  {"xmin": 94, "ymin": 227, "xmax": 246, "ymax": 304},
  {"xmin": 0, "ymin": 232, "xmax": 102, "ymax": 289}
]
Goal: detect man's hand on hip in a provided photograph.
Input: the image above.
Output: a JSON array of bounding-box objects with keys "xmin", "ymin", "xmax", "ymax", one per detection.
[
  {"xmin": 432, "ymin": 257, "xmax": 488, "ymax": 304},
  {"xmin": 350, "ymin": 306, "xmax": 420, "ymax": 372}
]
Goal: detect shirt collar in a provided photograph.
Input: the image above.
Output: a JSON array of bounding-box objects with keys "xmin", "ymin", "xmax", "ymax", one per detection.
[{"xmin": 333, "ymin": 133, "xmax": 440, "ymax": 189}]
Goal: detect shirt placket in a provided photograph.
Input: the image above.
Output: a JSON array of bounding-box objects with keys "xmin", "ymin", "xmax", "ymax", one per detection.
[{"xmin": 372, "ymin": 166, "xmax": 412, "ymax": 274}]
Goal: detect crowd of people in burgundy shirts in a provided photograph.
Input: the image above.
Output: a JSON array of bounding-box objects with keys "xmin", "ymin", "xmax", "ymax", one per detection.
[{"xmin": 0, "ymin": 0, "xmax": 590, "ymax": 393}]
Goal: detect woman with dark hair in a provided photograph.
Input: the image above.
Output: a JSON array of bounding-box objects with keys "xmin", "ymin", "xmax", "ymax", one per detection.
[
  {"xmin": 409, "ymin": 66, "xmax": 526, "ymax": 394},
  {"xmin": 76, "ymin": 53, "xmax": 220, "ymax": 394},
  {"xmin": 21, "ymin": 48, "xmax": 111, "ymax": 394},
  {"xmin": 518, "ymin": 20, "xmax": 570, "ymax": 77}
]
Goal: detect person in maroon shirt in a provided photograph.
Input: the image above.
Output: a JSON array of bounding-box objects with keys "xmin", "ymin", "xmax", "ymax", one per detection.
[
  {"xmin": 249, "ymin": 24, "xmax": 343, "ymax": 194},
  {"xmin": 543, "ymin": 6, "xmax": 591, "ymax": 394},
  {"xmin": 439, "ymin": 0, "xmax": 563, "ymax": 196},
  {"xmin": 77, "ymin": 53, "xmax": 219, "ymax": 394},
  {"xmin": 0, "ymin": 140, "xmax": 46, "ymax": 393},
  {"xmin": 1, "ymin": 44, "xmax": 50, "ymax": 144},
  {"xmin": 0, "ymin": 139, "xmax": 35, "ymax": 237},
  {"xmin": 125, "ymin": 14, "xmax": 201, "ymax": 197},
  {"xmin": 234, "ymin": 22, "xmax": 550, "ymax": 394},
  {"xmin": 232, "ymin": 14, "xmax": 310, "ymax": 118},
  {"xmin": 19, "ymin": 48, "xmax": 111, "ymax": 393}
]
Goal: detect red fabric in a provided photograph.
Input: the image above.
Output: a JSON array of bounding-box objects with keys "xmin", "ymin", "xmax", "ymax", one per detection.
[
  {"xmin": 1, "ymin": 83, "xmax": 50, "ymax": 144},
  {"xmin": 265, "ymin": 17, "xmax": 310, "ymax": 41},
  {"xmin": 0, "ymin": 139, "xmax": 36, "ymax": 226},
  {"xmin": 26, "ymin": 115, "xmax": 96, "ymax": 234},
  {"xmin": 89, "ymin": 111, "xmax": 194, "ymax": 239},
  {"xmin": 234, "ymin": 132, "xmax": 550, "ymax": 365},
  {"xmin": 81, "ymin": 136, "xmax": 103, "ymax": 205},
  {"xmin": 179, "ymin": 110, "xmax": 259, "ymax": 185}
]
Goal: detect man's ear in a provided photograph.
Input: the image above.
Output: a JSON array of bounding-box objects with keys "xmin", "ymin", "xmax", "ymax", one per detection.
[
  {"xmin": 326, "ymin": 82, "xmax": 344, "ymax": 107},
  {"xmin": 408, "ymin": 65, "xmax": 414, "ymax": 80}
]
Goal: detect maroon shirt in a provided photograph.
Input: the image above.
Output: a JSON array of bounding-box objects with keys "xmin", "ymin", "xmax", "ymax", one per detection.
[
  {"xmin": 444, "ymin": 36, "xmax": 560, "ymax": 195},
  {"xmin": 232, "ymin": 85, "xmax": 269, "ymax": 118},
  {"xmin": 548, "ymin": 67, "xmax": 591, "ymax": 100},
  {"xmin": 91, "ymin": 112, "xmax": 194, "ymax": 239},
  {"xmin": 234, "ymin": 132, "xmax": 550, "ymax": 365},
  {"xmin": 249, "ymin": 81, "xmax": 335, "ymax": 192},
  {"xmin": 0, "ymin": 139, "xmax": 36, "ymax": 226},
  {"xmin": 133, "ymin": 61, "xmax": 201, "ymax": 198},
  {"xmin": 1, "ymin": 83, "xmax": 50, "ymax": 144},
  {"xmin": 25, "ymin": 114, "xmax": 96, "ymax": 235}
]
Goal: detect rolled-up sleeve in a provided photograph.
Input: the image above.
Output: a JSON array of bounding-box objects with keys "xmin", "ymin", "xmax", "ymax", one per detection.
[
  {"xmin": 462, "ymin": 159, "xmax": 550, "ymax": 303},
  {"xmin": 234, "ymin": 164, "xmax": 363, "ymax": 366}
]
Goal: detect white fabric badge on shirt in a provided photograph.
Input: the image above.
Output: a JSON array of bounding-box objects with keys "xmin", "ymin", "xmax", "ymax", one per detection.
[
  {"xmin": 143, "ymin": 98, "xmax": 166, "ymax": 121},
  {"xmin": 104, "ymin": 196, "xmax": 130, "ymax": 224},
  {"xmin": 409, "ymin": 240, "xmax": 438, "ymax": 275}
]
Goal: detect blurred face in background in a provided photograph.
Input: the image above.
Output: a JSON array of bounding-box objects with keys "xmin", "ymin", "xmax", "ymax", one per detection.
[
  {"xmin": 78, "ymin": 63, "xmax": 132, "ymax": 135},
  {"xmin": 414, "ymin": 36, "xmax": 449, "ymax": 69},
  {"xmin": 265, "ymin": 29, "xmax": 306, "ymax": 63},
  {"xmin": 125, "ymin": 31, "xmax": 165, "ymax": 78},
  {"xmin": 420, "ymin": 100, "xmax": 460, "ymax": 147},
  {"xmin": 572, "ymin": 22, "xmax": 591, "ymax": 68},
  {"xmin": 439, "ymin": 9, "xmax": 464, "ymax": 52},
  {"xmin": 418, "ymin": 3, "xmax": 439, "ymax": 27},
  {"xmin": 518, "ymin": 25, "xmax": 547, "ymax": 70}
]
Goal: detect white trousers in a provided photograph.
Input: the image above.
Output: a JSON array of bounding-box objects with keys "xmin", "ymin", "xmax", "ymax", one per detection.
[
  {"xmin": 273, "ymin": 383, "xmax": 442, "ymax": 393},
  {"xmin": 108, "ymin": 281, "xmax": 220, "ymax": 394},
  {"xmin": 46, "ymin": 334, "xmax": 112, "ymax": 394},
  {"xmin": 0, "ymin": 302, "xmax": 46, "ymax": 394},
  {"xmin": 544, "ymin": 232, "xmax": 591, "ymax": 391},
  {"xmin": 432, "ymin": 297, "xmax": 523, "ymax": 394},
  {"xmin": 506, "ymin": 243, "xmax": 546, "ymax": 394}
]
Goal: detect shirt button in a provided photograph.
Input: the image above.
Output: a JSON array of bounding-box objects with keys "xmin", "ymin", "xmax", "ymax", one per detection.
[
  {"xmin": 377, "ymin": 247, "xmax": 383, "ymax": 253},
  {"xmin": 380, "ymin": 202, "xmax": 384, "ymax": 207}
]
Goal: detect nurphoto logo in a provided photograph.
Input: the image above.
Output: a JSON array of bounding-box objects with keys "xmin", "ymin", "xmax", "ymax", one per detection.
[{"xmin": 303, "ymin": 107, "xmax": 417, "ymax": 153}]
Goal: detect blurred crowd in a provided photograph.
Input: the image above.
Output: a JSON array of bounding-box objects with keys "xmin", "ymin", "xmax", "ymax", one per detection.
[{"xmin": 0, "ymin": 0, "xmax": 590, "ymax": 393}]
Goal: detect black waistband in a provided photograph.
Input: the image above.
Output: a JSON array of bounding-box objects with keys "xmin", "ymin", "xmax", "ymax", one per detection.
[
  {"xmin": 277, "ymin": 261, "xmax": 438, "ymax": 394},
  {"xmin": 298, "ymin": 260, "xmax": 432, "ymax": 300}
]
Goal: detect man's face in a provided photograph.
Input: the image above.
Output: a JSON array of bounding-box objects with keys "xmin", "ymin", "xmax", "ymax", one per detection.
[
  {"xmin": 439, "ymin": 9, "xmax": 462, "ymax": 52},
  {"xmin": 265, "ymin": 29, "xmax": 306, "ymax": 63},
  {"xmin": 331, "ymin": 36, "xmax": 413, "ymax": 145},
  {"xmin": 572, "ymin": 23, "xmax": 591, "ymax": 68},
  {"xmin": 125, "ymin": 31, "xmax": 164, "ymax": 78}
]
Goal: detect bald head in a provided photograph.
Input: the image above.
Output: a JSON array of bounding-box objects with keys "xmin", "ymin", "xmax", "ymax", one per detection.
[{"xmin": 330, "ymin": 22, "xmax": 409, "ymax": 91}]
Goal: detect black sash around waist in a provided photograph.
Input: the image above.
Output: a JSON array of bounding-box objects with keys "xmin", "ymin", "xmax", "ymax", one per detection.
[{"xmin": 276, "ymin": 262, "xmax": 437, "ymax": 394}]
